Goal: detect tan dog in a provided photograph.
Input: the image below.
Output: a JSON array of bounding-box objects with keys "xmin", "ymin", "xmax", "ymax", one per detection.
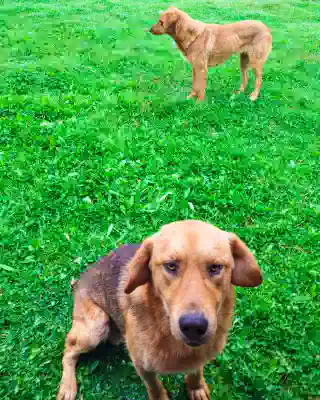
[
  {"xmin": 57, "ymin": 220, "xmax": 262, "ymax": 400},
  {"xmin": 150, "ymin": 7, "xmax": 272, "ymax": 101}
]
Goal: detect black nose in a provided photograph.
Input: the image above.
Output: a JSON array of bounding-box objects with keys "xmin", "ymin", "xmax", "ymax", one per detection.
[{"xmin": 179, "ymin": 313, "xmax": 208, "ymax": 344}]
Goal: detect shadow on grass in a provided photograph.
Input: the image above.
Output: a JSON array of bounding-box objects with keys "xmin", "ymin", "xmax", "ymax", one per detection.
[{"xmin": 79, "ymin": 341, "xmax": 129, "ymax": 364}]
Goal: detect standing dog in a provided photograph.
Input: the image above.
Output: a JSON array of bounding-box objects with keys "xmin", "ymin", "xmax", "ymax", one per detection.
[
  {"xmin": 150, "ymin": 7, "xmax": 272, "ymax": 101},
  {"xmin": 57, "ymin": 220, "xmax": 262, "ymax": 400}
]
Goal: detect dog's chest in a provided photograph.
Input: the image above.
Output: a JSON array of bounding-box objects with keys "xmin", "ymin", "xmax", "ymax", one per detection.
[
  {"xmin": 142, "ymin": 339, "xmax": 214, "ymax": 374},
  {"xmin": 172, "ymin": 40, "xmax": 190, "ymax": 63}
]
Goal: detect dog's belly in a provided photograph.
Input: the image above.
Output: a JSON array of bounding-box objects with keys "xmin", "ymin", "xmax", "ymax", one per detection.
[{"xmin": 208, "ymin": 52, "xmax": 233, "ymax": 66}]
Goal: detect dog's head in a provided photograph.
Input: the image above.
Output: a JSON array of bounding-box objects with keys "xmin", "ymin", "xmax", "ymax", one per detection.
[
  {"xmin": 150, "ymin": 6, "xmax": 180, "ymax": 35},
  {"xmin": 125, "ymin": 220, "xmax": 262, "ymax": 348}
]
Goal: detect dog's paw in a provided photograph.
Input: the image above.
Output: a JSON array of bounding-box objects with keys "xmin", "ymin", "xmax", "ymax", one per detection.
[
  {"xmin": 187, "ymin": 384, "xmax": 210, "ymax": 400},
  {"xmin": 187, "ymin": 91, "xmax": 196, "ymax": 99},
  {"xmin": 249, "ymin": 92, "xmax": 258, "ymax": 101},
  {"xmin": 196, "ymin": 95, "xmax": 205, "ymax": 102},
  {"xmin": 56, "ymin": 381, "xmax": 77, "ymax": 400}
]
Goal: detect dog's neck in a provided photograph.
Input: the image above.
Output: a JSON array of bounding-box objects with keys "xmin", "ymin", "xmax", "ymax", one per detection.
[{"xmin": 169, "ymin": 13, "xmax": 205, "ymax": 55}]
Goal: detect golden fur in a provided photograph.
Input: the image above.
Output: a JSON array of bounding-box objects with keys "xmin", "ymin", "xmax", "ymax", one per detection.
[
  {"xmin": 57, "ymin": 220, "xmax": 262, "ymax": 400},
  {"xmin": 150, "ymin": 7, "xmax": 272, "ymax": 101}
]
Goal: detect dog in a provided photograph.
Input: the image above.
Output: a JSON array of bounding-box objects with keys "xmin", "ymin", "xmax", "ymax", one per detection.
[
  {"xmin": 150, "ymin": 6, "xmax": 272, "ymax": 101},
  {"xmin": 57, "ymin": 220, "xmax": 262, "ymax": 400}
]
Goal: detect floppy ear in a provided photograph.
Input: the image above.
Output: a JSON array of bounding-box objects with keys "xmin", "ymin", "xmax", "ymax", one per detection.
[
  {"xmin": 229, "ymin": 234, "xmax": 262, "ymax": 287},
  {"xmin": 163, "ymin": 8, "xmax": 178, "ymax": 29},
  {"xmin": 124, "ymin": 238, "xmax": 153, "ymax": 294}
]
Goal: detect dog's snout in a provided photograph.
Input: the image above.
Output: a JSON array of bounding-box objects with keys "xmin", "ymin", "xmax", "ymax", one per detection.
[{"xmin": 179, "ymin": 313, "xmax": 208, "ymax": 345}]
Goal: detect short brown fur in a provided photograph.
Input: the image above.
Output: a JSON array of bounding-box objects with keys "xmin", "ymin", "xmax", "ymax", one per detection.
[
  {"xmin": 57, "ymin": 220, "xmax": 262, "ymax": 400},
  {"xmin": 150, "ymin": 7, "xmax": 272, "ymax": 101}
]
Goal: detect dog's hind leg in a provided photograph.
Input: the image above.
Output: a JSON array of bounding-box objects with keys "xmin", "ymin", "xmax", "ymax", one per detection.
[
  {"xmin": 249, "ymin": 34, "xmax": 271, "ymax": 101},
  {"xmin": 250, "ymin": 62, "xmax": 263, "ymax": 101},
  {"xmin": 57, "ymin": 297, "xmax": 110, "ymax": 400},
  {"xmin": 239, "ymin": 53, "xmax": 250, "ymax": 93}
]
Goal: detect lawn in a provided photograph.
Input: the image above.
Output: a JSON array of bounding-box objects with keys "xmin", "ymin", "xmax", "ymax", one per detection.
[{"xmin": 0, "ymin": 0, "xmax": 319, "ymax": 398}]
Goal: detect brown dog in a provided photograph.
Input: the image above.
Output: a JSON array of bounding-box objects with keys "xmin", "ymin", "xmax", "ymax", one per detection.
[
  {"xmin": 57, "ymin": 220, "xmax": 262, "ymax": 400},
  {"xmin": 150, "ymin": 7, "xmax": 272, "ymax": 101}
]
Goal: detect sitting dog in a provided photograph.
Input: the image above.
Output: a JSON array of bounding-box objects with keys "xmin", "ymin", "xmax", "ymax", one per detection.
[
  {"xmin": 150, "ymin": 7, "xmax": 272, "ymax": 101},
  {"xmin": 57, "ymin": 220, "xmax": 262, "ymax": 400}
]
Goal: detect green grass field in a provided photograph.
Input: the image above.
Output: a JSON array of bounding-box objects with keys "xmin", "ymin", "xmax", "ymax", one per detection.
[{"xmin": 1, "ymin": 0, "xmax": 319, "ymax": 398}]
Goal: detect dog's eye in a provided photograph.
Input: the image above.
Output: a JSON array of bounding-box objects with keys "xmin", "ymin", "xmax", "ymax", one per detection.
[
  {"xmin": 207, "ymin": 264, "xmax": 223, "ymax": 276},
  {"xmin": 164, "ymin": 261, "xmax": 178, "ymax": 274},
  {"xmin": 159, "ymin": 20, "xmax": 164, "ymax": 26}
]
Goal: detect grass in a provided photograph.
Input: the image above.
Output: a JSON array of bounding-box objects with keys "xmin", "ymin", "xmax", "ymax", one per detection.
[{"xmin": 0, "ymin": 0, "xmax": 319, "ymax": 398}]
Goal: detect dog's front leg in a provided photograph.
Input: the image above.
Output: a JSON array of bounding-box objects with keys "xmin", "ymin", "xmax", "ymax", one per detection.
[
  {"xmin": 193, "ymin": 64, "xmax": 208, "ymax": 101},
  {"xmin": 187, "ymin": 68, "xmax": 197, "ymax": 99},
  {"xmin": 185, "ymin": 367, "xmax": 210, "ymax": 400},
  {"xmin": 135, "ymin": 366, "xmax": 169, "ymax": 400}
]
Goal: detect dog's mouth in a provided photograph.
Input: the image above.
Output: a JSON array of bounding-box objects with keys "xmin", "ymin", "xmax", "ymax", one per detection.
[
  {"xmin": 171, "ymin": 327, "xmax": 208, "ymax": 348},
  {"xmin": 149, "ymin": 27, "xmax": 162, "ymax": 35},
  {"xmin": 182, "ymin": 335, "xmax": 210, "ymax": 348},
  {"xmin": 185, "ymin": 341, "xmax": 202, "ymax": 348}
]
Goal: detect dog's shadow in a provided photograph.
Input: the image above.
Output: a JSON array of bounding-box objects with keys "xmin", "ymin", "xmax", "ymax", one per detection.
[
  {"xmin": 78, "ymin": 343, "xmax": 191, "ymax": 399},
  {"xmin": 79, "ymin": 341, "xmax": 137, "ymax": 383},
  {"xmin": 79, "ymin": 341, "xmax": 128, "ymax": 364},
  {"xmin": 78, "ymin": 345, "xmax": 234, "ymax": 400},
  {"xmin": 79, "ymin": 342, "xmax": 145, "ymax": 398}
]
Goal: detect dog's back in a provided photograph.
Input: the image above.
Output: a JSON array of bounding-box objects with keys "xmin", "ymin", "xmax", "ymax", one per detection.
[
  {"xmin": 72, "ymin": 244, "xmax": 140, "ymax": 334},
  {"xmin": 206, "ymin": 20, "xmax": 271, "ymax": 58}
]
